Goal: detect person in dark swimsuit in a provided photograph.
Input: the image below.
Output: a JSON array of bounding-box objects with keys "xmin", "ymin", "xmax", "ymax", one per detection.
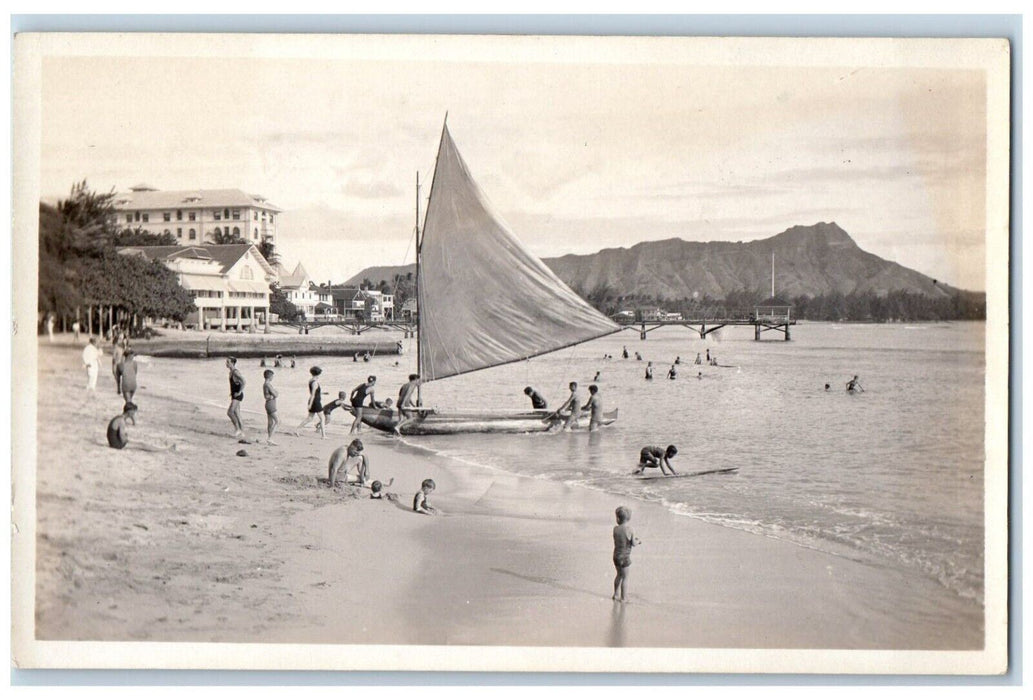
[
  {"xmin": 645, "ymin": 362, "xmax": 654, "ymax": 380},
  {"xmin": 349, "ymin": 375, "xmax": 377, "ymax": 434},
  {"xmin": 524, "ymin": 386, "xmax": 548, "ymax": 410},
  {"xmin": 294, "ymin": 366, "xmax": 326, "ymax": 438},
  {"xmin": 226, "ymin": 357, "xmax": 246, "ymax": 438},
  {"xmin": 263, "ymin": 369, "xmax": 279, "ymax": 445},
  {"xmin": 107, "ymin": 402, "xmax": 174, "ymax": 451},
  {"xmin": 635, "ymin": 445, "xmax": 678, "ymax": 475},
  {"xmin": 322, "ymin": 391, "xmax": 349, "ymax": 423},
  {"xmin": 118, "ymin": 349, "xmax": 139, "ymax": 405}
]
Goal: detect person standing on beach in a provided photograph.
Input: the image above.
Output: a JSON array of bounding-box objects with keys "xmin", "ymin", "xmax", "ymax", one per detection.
[
  {"xmin": 263, "ymin": 369, "xmax": 279, "ymax": 445},
  {"xmin": 118, "ymin": 349, "xmax": 139, "ymax": 406},
  {"xmin": 524, "ymin": 386, "xmax": 548, "ymax": 410},
  {"xmin": 621, "ymin": 346, "xmax": 629, "ymax": 359},
  {"xmin": 294, "ymin": 366, "xmax": 326, "ymax": 438},
  {"xmin": 46, "ymin": 313, "xmax": 55, "ymax": 343},
  {"xmin": 555, "ymin": 381, "xmax": 582, "ymax": 430},
  {"xmin": 327, "ymin": 438, "xmax": 369, "ymax": 488},
  {"xmin": 349, "ymin": 375, "xmax": 377, "ymax": 434},
  {"xmin": 667, "ymin": 364, "xmax": 677, "ymax": 380},
  {"xmin": 645, "ymin": 362, "xmax": 654, "ymax": 380},
  {"xmin": 82, "ymin": 337, "xmax": 101, "ymax": 395},
  {"xmin": 612, "ymin": 506, "xmax": 640, "ymax": 602},
  {"xmin": 581, "ymin": 384, "xmax": 604, "ymax": 432},
  {"xmin": 111, "ymin": 335, "xmax": 125, "ymax": 394},
  {"xmin": 694, "ymin": 353, "xmax": 702, "ymax": 365},
  {"xmin": 72, "ymin": 320, "xmax": 80, "ymax": 341},
  {"xmin": 226, "ymin": 357, "xmax": 246, "ymax": 438}
]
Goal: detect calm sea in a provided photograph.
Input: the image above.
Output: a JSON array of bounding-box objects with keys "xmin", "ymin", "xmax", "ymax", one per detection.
[{"xmin": 226, "ymin": 321, "xmax": 985, "ymax": 605}]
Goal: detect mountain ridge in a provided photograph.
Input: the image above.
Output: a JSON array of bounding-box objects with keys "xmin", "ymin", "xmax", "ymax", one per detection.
[{"xmin": 343, "ymin": 222, "xmax": 969, "ymax": 300}]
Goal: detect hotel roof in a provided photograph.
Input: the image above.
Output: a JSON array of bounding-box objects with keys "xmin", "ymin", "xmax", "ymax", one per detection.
[
  {"xmin": 112, "ymin": 188, "xmax": 281, "ymax": 212},
  {"xmin": 119, "ymin": 244, "xmax": 277, "ymax": 277}
]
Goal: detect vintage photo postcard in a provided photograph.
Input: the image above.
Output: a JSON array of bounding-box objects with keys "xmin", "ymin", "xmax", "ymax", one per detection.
[{"xmin": 11, "ymin": 33, "xmax": 1010, "ymax": 673}]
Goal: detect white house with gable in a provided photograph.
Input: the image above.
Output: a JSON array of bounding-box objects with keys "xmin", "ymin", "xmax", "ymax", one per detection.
[{"xmin": 119, "ymin": 244, "xmax": 276, "ymax": 331}]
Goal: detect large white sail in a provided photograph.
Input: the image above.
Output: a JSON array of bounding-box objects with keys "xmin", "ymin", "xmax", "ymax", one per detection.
[{"xmin": 418, "ymin": 124, "xmax": 620, "ymax": 381}]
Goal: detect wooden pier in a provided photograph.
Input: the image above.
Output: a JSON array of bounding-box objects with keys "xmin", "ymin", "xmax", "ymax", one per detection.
[
  {"xmin": 618, "ymin": 311, "xmax": 795, "ymax": 341},
  {"xmin": 277, "ymin": 319, "xmax": 418, "ymax": 337}
]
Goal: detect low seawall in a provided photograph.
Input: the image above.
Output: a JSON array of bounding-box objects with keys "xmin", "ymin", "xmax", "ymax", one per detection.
[{"xmin": 132, "ymin": 334, "xmax": 405, "ymax": 359}]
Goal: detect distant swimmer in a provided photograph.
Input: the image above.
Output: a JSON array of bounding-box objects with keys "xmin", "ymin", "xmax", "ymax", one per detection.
[
  {"xmin": 363, "ymin": 352, "xmax": 371, "ymax": 362},
  {"xmin": 327, "ymin": 438, "xmax": 369, "ymax": 488},
  {"xmin": 694, "ymin": 353, "xmax": 702, "ymax": 365},
  {"xmin": 667, "ymin": 365, "xmax": 677, "ymax": 380},
  {"xmin": 697, "ymin": 371, "xmax": 702, "ymax": 380},
  {"xmin": 674, "ymin": 356, "xmax": 681, "ymax": 365},
  {"xmin": 260, "ymin": 357, "xmax": 267, "ymax": 368},
  {"xmin": 524, "ymin": 386, "xmax": 548, "ymax": 410},
  {"xmin": 635, "ymin": 352, "xmax": 642, "ymax": 361},
  {"xmin": 706, "ymin": 348, "xmax": 711, "ymax": 362},
  {"xmin": 824, "ymin": 383, "xmax": 831, "ymax": 391},
  {"xmin": 274, "ymin": 354, "xmax": 284, "ymax": 368},
  {"xmin": 593, "ymin": 371, "xmax": 602, "ymax": 382},
  {"xmin": 289, "ymin": 356, "xmax": 296, "ymax": 368},
  {"xmin": 622, "ymin": 346, "xmax": 629, "ymax": 359},
  {"xmin": 581, "ymin": 384, "xmax": 603, "ymax": 432},
  {"xmin": 846, "ymin": 375, "xmax": 865, "ymax": 393},
  {"xmin": 645, "ymin": 362, "xmax": 654, "ymax": 380},
  {"xmin": 635, "ymin": 445, "xmax": 678, "ymax": 475}
]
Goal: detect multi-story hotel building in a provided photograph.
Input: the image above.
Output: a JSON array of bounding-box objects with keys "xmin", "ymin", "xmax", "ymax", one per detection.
[{"xmin": 112, "ymin": 185, "xmax": 281, "ymax": 245}]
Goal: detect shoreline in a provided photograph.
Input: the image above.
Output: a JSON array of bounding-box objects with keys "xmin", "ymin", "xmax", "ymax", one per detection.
[{"xmin": 31, "ymin": 342, "xmax": 984, "ymax": 651}]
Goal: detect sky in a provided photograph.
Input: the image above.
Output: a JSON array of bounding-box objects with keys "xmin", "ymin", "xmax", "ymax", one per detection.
[{"xmin": 35, "ymin": 35, "xmax": 999, "ymax": 290}]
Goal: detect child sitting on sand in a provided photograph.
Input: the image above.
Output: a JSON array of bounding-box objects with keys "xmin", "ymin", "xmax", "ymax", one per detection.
[
  {"xmin": 413, "ymin": 478, "xmax": 436, "ymax": 514},
  {"xmin": 612, "ymin": 506, "xmax": 641, "ymax": 602}
]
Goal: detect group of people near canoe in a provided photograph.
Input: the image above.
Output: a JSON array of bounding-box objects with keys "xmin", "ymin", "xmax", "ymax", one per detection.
[
  {"xmin": 224, "ymin": 358, "xmax": 424, "ymax": 444},
  {"xmin": 522, "ymin": 381, "xmax": 605, "ymax": 431}
]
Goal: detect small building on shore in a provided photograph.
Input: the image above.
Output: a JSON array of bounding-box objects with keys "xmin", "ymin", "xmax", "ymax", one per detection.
[{"xmin": 119, "ymin": 244, "xmax": 276, "ymax": 331}]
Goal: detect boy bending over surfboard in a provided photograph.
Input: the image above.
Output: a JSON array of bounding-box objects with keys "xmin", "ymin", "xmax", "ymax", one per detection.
[{"xmin": 634, "ymin": 445, "xmax": 678, "ymax": 476}]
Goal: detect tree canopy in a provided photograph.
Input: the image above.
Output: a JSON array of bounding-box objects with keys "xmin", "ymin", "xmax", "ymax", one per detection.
[{"xmin": 39, "ymin": 181, "xmax": 196, "ymax": 324}]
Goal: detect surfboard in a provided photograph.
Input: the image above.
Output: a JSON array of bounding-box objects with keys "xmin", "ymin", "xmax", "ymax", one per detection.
[{"xmin": 633, "ymin": 467, "xmax": 739, "ymax": 480}]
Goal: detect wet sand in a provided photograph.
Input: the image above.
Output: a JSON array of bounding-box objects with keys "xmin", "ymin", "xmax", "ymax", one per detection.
[{"xmin": 26, "ymin": 340, "xmax": 986, "ymax": 664}]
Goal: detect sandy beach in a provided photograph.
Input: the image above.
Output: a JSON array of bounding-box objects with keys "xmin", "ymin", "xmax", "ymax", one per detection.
[{"xmin": 28, "ymin": 337, "xmax": 985, "ymax": 656}]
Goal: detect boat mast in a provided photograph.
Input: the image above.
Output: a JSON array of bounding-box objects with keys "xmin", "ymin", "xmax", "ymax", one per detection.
[
  {"xmin": 771, "ymin": 252, "xmax": 775, "ymax": 298},
  {"xmin": 415, "ymin": 170, "xmax": 422, "ymax": 405}
]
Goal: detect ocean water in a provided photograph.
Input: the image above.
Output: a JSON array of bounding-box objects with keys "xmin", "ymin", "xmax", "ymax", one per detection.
[
  {"xmin": 217, "ymin": 321, "xmax": 985, "ymax": 605},
  {"xmin": 374, "ymin": 321, "xmax": 985, "ymax": 606}
]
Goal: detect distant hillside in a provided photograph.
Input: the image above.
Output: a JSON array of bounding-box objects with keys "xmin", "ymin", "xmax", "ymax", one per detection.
[{"xmin": 346, "ymin": 222, "xmax": 968, "ymax": 301}]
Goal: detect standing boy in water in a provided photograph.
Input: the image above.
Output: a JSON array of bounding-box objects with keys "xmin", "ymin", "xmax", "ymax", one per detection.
[
  {"xmin": 555, "ymin": 381, "xmax": 582, "ymax": 430},
  {"xmin": 612, "ymin": 506, "xmax": 640, "ymax": 602},
  {"xmin": 581, "ymin": 384, "xmax": 603, "ymax": 431},
  {"xmin": 226, "ymin": 357, "xmax": 246, "ymax": 438}
]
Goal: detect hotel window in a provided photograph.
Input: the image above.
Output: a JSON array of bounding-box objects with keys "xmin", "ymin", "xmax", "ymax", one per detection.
[
  {"xmin": 254, "ymin": 228, "xmax": 259, "ymax": 238},
  {"xmin": 232, "ymin": 227, "xmax": 240, "ymax": 236},
  {"xmin": 189, "ymin": 212, "xmax": 196, "ymax": 221},
  {"xmin": 269, "ymin": 214, "xmax": 274, "ymax": 223},
  {"xmin": 177, "ymin": 228, "xmax": 183, "ymax": 238},
  {"xmin": 224, "ymin": 208, "xmax": 230, "ymax": 219},
  {"xmin": 134, "ymin": 212, "xmax": 140, "ymax": 222},
  {"xmin": 214, "ymin": 210, "xmax": 221, "ymax": 220},
  {"xmin": 232, "ymin": 210, "xmax": 240, "ymax": 220},
  {"xmin": 142, "ymin": 213, "xmax": 149, "ymax": 223},
  {"xmin": 176, "ymin": 210, "xmax": 183, "ymax": 221},
  {"xmin": 163, "ymin": 212, "xmax": 171, "ymax": 222},
  {"xmin": 125, "ymin": 214, "xmax": 133, "ymax": 223},
  {"xmin": 213, "ymin": 227, "xmax": 222, "ymax": 236},
  {"xmin": 254, "ymin": 211, "xmax": 258, "ymax": 220},
  {"xmin": 189, "ymin": 229, "xmax": 197, "ymax": 240}
]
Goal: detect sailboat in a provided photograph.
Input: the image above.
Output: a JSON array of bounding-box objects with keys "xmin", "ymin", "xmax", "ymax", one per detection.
[{"xmin": 348, "ymin": 120, "xmax": 621, "ymax": 435}]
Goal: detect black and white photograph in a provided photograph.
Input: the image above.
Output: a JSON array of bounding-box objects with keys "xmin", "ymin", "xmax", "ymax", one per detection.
[{"xmin": 11, "ymin": 31, "xmax": 1010, "ymax": 674}]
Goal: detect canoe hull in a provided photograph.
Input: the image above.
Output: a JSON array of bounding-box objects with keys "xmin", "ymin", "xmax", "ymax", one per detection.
[{"xmin": 346, "ymin": 407, "xmax": 619, "ymax": 436}]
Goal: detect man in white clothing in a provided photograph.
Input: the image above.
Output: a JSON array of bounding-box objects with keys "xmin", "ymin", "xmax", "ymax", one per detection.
[{"xmin": 82, "ymin": 338, "xmax": 102, "ymax": 393}]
